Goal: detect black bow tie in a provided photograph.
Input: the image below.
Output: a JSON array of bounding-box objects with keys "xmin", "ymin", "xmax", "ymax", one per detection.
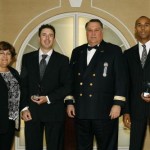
[{"xmin": 87, "ymin": 45, "xmax": 98, "ymax": 51}]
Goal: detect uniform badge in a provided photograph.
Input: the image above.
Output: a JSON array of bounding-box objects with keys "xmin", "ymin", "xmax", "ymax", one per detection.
[{"xmin": 103, "ymin": 62, "xmax": 108, "ymax": 77}]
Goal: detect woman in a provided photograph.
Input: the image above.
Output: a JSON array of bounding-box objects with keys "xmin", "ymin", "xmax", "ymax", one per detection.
[{"xmin": 0, "ymin": 41, "xmax": 20, "ymax": 150}]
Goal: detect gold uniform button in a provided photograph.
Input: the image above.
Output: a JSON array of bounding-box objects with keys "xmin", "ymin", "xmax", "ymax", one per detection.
[
  {"xmin": 89, "ymin": 83, "xmax": 93, "ymax": 86},
  {"xmin": 89, "ymin": 94, "xmax": 92, "ymax": 97},
  {"xmin": 93, "ymin": 74, "xmax": 96, "ymax": 77},
  {"xmin": 80, "ymin": 82, "xmax": 83, "ymax": 85},
  {"xmin": 78, "ymin": 73, "xmax": 81, "ymax": 76},
  {"xmin": 80, "ymin": 93, "xmax": 83, "ymax": 96}
]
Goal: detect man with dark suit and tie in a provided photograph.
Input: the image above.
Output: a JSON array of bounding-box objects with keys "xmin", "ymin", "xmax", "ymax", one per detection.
[
  {"xmin": 123, "ymin": 16, "xmax": 150, "ymax": 150},
  {"xmin": 65, "ymin": 19, "xmax": 127, "ymax": 150},
  {"xmin": 20, "ymin": 24, "xmax": 71, "ymax": 150}
]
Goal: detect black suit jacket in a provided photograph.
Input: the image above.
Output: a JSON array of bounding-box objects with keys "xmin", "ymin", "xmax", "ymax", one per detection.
[
  {"xmin": 69, "ymin": 40, "xmax": 127, "ymax": 119},
  {"xmin": 124, "ymin": 44, "xmax": 150, "ymax": 120},
  {"xmin": 20, "ymin": 50, "xmax": 71, "ymax": 122},
  {"xmin": 0, "ymin": 66, "xmax": 20, "ymax": 133}
]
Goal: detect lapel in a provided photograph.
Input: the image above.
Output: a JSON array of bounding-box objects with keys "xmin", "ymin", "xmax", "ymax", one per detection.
[
  {"xmin": 8, "ymin": 66, "xmax": 20, "ymax": 83},
  {"xmin": 132, "ymin": 44, "xmax": 150, "ymax": 69},
  {"xmin": 78, "ymin": 46, "xmax": 87, "ymax": 75},
  {"xmin": 82, "ymin": 42, "xmax": 105, "ymax": 79},
  {"xmin": 144, "ymin": 49, "xmax": 150, "ymax": 68},
  {"xmin": 132, "ymin": 45, "xmax": 142, "ymax": 66},
  {"xmin": 0, "ymin": 73, "xmax": 8, "ymax": 89},
  {"xmin": 31, "ymin": 50, "xmax": 41, "ymax": 81}
]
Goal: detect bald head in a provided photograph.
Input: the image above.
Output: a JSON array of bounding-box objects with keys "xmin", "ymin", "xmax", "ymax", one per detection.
[
  {"xmin": 135, "ymin": 16, "xmax": 150, "ymax": 44},
  {"xmin": 135, "ymin": 16, "xmax": 150, "ymax": 27}
]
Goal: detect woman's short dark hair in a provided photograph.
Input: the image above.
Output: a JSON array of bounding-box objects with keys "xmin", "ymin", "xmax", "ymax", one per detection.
[
  {"xmin": 0, "ymin": 41, "xmax": 16, "ymax": 57},
  {"xmin": 38, "ymin": 24, "xmax": 56, "ymax": 38},
  {"xmin": 85, "ymin": 19, "xmax": 103, "ymax": 29}
]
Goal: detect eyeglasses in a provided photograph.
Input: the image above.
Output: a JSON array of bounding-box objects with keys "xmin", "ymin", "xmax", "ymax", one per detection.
[{"xmin": 0, "ymin": 51, "xmax": 11, "ymax": 56}]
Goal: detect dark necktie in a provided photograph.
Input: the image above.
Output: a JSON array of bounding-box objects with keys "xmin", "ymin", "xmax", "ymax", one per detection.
[
  {"xmin": 87, "ymin": 45, "xmax": 98, "ymax": 51},
  {"xmin": 40, "ymin": 54, "xmax": 47, "ymax": 79},
  {"xmin": 141, "ymin": 44, "xmax": 147, "ymax": 68}
]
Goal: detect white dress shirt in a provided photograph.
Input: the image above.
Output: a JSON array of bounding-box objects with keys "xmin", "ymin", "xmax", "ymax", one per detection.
[{"xmin": 87, "ymin": 45, "xmax": 98, "ymax": 65}]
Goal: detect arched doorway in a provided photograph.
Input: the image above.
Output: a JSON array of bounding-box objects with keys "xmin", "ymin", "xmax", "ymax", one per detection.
[{"xmin": 16, "ymin": 13, "xmax": 130, "ymax": 150}]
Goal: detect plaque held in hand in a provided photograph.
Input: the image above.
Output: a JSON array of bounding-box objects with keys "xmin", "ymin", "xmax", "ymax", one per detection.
[
  {"xmin": 143, "ymin": 82, "xmax": 150, "ymax": 97},
  {"xmin": 32, "ymin": 84, "xmax": 43, "ymax": 101}
]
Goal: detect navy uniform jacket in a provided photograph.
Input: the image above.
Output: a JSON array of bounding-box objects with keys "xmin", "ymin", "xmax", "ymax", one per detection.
[
  {"xmin": 66, "ymin": 40, "xmax": 127, "ymax": 119},
  {"xmin": 123, "ymin": 44, "xmax": 150, "ymax": 120}
]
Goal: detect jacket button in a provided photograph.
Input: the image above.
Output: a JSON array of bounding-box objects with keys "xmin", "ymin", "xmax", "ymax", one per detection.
[
  {"xmin": 89, "ymin": 94, "xmax": 92, "ymax": 97},
  {"xmin": 89, "ymin": 83, "xmax": 93, "ymax": 86},
  {"xmin": 80, "ymin": 82, "xmax": 83, "ymax": 85},
  {"xmin": 93, "ymin": 74, "xmax": 96, "ymax": 77},
  {"xmin": 80, "ymin": 93, "xmax": 83, "ymax": 96},
  {"xmin": 78, "ymin": 73, "xmax": 81, "ymax": 76}
]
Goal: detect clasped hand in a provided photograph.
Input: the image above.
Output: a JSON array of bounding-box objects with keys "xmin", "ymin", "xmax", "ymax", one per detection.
[
  {"xmin": 141, "ymin": 93, "xmax": 150, "ymax": 102},
  {"xmin": 31, "ymin": 96, "xmax": 48, "ymax": 105}
]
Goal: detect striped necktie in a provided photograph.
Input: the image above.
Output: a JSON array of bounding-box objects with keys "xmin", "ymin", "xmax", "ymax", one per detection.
[
  {"xmin": 141, "ymin": 44, "xmax": 147, "ymax": 68},
  {"xmin": 40, "ymin": 54, "xmax": 47, "ymax": 79}
]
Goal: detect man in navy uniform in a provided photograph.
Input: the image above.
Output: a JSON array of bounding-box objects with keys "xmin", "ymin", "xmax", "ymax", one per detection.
[{"xmin": 65, "ymin": 19, "xmax": 127, "ymax": 150}]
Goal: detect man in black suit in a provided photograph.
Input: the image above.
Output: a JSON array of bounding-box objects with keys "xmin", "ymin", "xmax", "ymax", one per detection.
[
  {"xmin": 20, "ymin": 24, "xmax": 71, "ymax": 150},
  {"xmin": 123, "ymin": 16, "xmax": 150, "ymax": 150},
  {"xmin": 65, "ymin": 19, "xmax": 127, "ymax": 150}
]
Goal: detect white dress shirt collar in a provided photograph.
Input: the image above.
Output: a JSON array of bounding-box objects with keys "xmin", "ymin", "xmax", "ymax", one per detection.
[
  {"xmin": 39, "ymin": 49, "xmax": 53, "ymax": 63},
  {"xmin": 39, "ymin": 49, "xmax": 53, "ymax": 57}
]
